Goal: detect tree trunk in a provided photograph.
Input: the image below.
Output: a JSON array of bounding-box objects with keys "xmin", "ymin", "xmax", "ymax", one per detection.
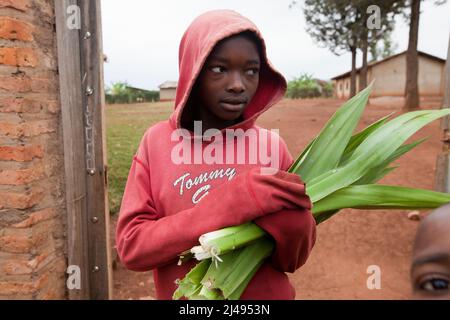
[
  {"xmin": 350, "ymin": 46, "xmax": 357, "ymax": 97},
  {"xmin": 404, "ymin": 0, "xmax": 421, "ymax": 110},
  {"xmin": 444, "ymin": 33, "xmax": 450, "ymax": 110},
  {"xmin": 435, "ymin": 34, "xmax": 450, "ymax": 193},
  {"xmin": 359, "ymin": 29, "xmax": 368, "ymax": 92}
]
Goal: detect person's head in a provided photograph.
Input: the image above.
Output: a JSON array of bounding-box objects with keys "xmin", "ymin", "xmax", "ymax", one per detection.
[
  {"xmin": 174, "ymin": 10, "xmax": 287, "ymax": 134},
  {"xmin": 411, "ymin": 203, "xmax": 450, "ymax": 299},
  {"xmin": 190, "ymin": 31, "xmax": 263, "ymax": 129}
]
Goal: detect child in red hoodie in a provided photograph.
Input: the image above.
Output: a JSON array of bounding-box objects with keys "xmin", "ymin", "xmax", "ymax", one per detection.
[{"xmin": 116, "ymin": 9, "xmax": 316, "ymax": 300}]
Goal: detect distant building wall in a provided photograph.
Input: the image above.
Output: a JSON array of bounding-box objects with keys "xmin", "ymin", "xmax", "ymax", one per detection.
[
  {"xmin": 370, "ymin": 54, "xmax": 405, "ymax": 97},
  {"xmin": 159, "ymin": 88, "xmax": 176, "ymax": 101},
  {"xmin": 333, "ymin": 53, "xmax": 445, "ymax": 99}
]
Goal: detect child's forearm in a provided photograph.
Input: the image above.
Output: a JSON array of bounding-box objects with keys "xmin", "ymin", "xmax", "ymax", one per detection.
[{"xmin": 254, "ymin": 208, "xmax": 316, "ymax": 273}]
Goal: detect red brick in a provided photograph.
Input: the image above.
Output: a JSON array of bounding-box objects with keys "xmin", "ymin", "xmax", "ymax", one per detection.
[
  {"xmin": 0, "ymin": 121, "xmax": 22, "ymax": 137},
  {"xmin": 0, "ymin": 249, "xmax": 55, "ymax": 276},
  {"xmin": 2, "ymin": 262, "xmax": 32, "ymax": 275},
  {"xmin": 0, "ymin": 272, "xmax": 49, "ymax": 295},
  {"xmin": 0, "ymin": 227, "xmax": 49, "ymax": 254},
  {"xmin": 0, "ymin": 98, "xmax": 36, "ymax": 113},
  {"xmin": 46, "ymin": 100, "xmax": 60, "ymax": 114},
  {"xmin": 0, "ymin": 75, "xmax": 31, "ymax": 92},
  {"xmin": 30, "ymin": 78, "xmax": 57, "ymax": 93},
  {"xmin": 39, "ymin": 288, "xmax": 59, "ymax": 300},
  {"xmin": 0, "ymin": 162, "xmax": 45, "ymax": 185},
  {"xmin": 0, "ymin": 188, "xmax": 44, "ymax": 210},
  {"xmin": 1, "ymin": 255, "xmax": 33, "ymax": 275},
  {"xmin": 0, "ymin": 98, "xmax": 56, "ymax": 114},
  {"xmin": 0, "ymin": 47, "xmax": 37, "ymax": 67},
  {"xmin": 0, "ymin": 235, "xmax": 35, "ymax": 254},
  {"xmin": 0, "ymin": 0, "xmax": 30, "ymax": 12},
  {"xmin": 24, "ymin": 120, "xmax": 56, "ymax": 137},
  {"xmin": 0, "ymin": 17, "xmax": 33, "ymax": 42},
  {"xmin": 0, "ymin": 120, "xmax": 56, "ymax": 138},
  {"xmin": 51, "ymin": 256, "xmax": 67, "ymax": 274},
  {"xmin": 0, "ymin": 279, "xmax": 35, "ymax": 295},
  {"xmin": 0, "ymin": 145, "xmax": 44, "ymax": 161},
  {"xmin": 27, "ymin": 249, "xmax": 54, "ymax": 271},
  {"xmin": 0, "ymin": 75, "xmax": 56, "ymax": 94},
  {"xmin": 12, "ymin": 208, "xmax": 57, "ymax": 228}
]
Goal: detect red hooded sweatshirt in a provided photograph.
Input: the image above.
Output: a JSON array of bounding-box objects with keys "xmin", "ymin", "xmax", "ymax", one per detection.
[{"xmin": 116, "ymin": 10, "xmax": 316, "ymax": 300}]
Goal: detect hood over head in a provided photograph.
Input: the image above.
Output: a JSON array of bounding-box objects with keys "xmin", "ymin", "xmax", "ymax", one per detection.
[{"xmin": 169, "ymin": 10, "xmax": 287, "ymax": 134}]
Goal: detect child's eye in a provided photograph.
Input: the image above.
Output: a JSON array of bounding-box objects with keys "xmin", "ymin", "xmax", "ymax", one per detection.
[
  {"xmin": 420, "ymin": 278, "xmax": 449, "ymax": 291},
  {"xmin": 210, "ymin": 66, "xmax": 226, "ymax": 73},
  {"xmin": 245, "ymin": 68, "xmax": 259, "ymax": 76}
]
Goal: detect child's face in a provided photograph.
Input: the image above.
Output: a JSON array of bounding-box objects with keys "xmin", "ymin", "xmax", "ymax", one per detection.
[
  {"xmin": 195, "ymin": 34, "xmax": 261, "ymax": 123},
  {"xmin": 411, "ymin": 206, "xmax": 450, "ymax": 299}
]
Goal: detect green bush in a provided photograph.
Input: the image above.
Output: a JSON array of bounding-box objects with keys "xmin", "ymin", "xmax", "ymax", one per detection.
[
  {"xmin": 105, "ymin": 81, "xmax": 160, "ymax": 104},
  {"xmin": 286, "ymin": 74, "xmax": 334, "ymax": 99},
  {"xmin": 322, "ymin": 82, "xmax": 334, "ymax": 98},
  {"xmin": 105, "ymin": 91, "xmax": 160, "ymax": 104}
]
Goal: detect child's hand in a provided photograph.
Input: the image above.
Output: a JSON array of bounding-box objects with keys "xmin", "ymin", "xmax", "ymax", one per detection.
[
  {"xmin": 246, "ymin": 167, "xmax": 311, "ymax": 215},
  {"xmin": 201, "ymin": 166, "xmax": 311, "ymax": 227}
]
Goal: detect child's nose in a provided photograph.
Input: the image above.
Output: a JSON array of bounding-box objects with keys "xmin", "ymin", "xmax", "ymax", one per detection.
[{"xmin": 226, "ymin": 72, "xmax": 245, "ymax": 93}]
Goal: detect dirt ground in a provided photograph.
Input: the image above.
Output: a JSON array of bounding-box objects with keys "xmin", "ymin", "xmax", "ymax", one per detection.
[{"xmin": 110, "ymin": 96, "xmax": 445, "ymax": 300}]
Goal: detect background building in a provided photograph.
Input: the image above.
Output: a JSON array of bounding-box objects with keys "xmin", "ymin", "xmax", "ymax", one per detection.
[
  {"xmin": 332, "ymin": 51, "xmax": 445, "ymax": 99},
  {"xmin": 158, "ymin": 81, "xmax": 178, "ymax": 101}
]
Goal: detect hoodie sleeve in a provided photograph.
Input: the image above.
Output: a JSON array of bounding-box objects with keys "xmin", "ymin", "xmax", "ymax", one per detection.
[
  {"xmin": 116, "ymin": 131, "xmax": 312, "ymax": 272},
  {"xmin": 254, "ymin": 137, "xmax": 316, "ymax": 273}
]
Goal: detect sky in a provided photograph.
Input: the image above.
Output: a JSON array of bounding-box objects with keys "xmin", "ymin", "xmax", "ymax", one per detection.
[{"xmin": 101, "ymin": 0, "xmax": 450, "ymax": 91}]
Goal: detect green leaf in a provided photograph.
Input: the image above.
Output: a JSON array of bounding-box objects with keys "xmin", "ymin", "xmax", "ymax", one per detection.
[
  {"xmin": 172, "ymin": 260, "xmax": 211, "ymax": 300},
  {"xmin": 199, "ymin": 238, "xmax": 274, "ymax": 300},
  {"xmin": 219, "ymin": 238, "xmax": 273, "ymax": 299},
  {"xmin": 339, "ymin": 114, "xmax": 392, "ymax": 165},
  {"xmin": 196, "ymin": 286, "xmax": 224, "ymax": 300},
  {"xmin": 355, "ymin": 166, "xmax": 398, "ymax": 185},
  {"xmin": 291, "ymin": 83, "xmax": 373, "ymax": 182},
  {"xmin": 290, "ymin": 113, "xmax": 391, "ymax": 174},
  {"xmin": 200, "ymin": 250, "xmax": 240, "ymax": 293},
  {"xmin": 312, "ymin": 184, "xmax": 450, "ymax": 215},
  {"xmin": 226, "ymin": 261, "xmax": 262, "ymax": 300},
  {"xmin": 307, "ymin": 109, "xmax": 450, "ymax": 202},
  {"xmin": 199, "ymin": 222, "xmax": 266, "ymax": 257},
  {"xmin": 288, "ymin": 138, "xmax": 315, "ymax": 173},
  {"xmin": 355, "ymin": 138, "xmax": 426, "ymax": 185},
  {"xmin": 313, "ymin": 209, "xmax": 339, "ymax": 225}
]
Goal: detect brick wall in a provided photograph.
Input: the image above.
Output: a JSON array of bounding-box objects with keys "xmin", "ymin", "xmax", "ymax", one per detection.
[{"xmin": 0, "ymin": 0, "xmax": 67, "ymax": 299}]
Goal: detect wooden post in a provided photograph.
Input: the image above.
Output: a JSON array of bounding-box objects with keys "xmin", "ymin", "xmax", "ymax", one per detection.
[
  {"xmin": 79, "ymin": 0, "xmax": 113, "ymax": 300},
  {"xmin": 435, "ymin": 33, "xmax": 450, "ymax": 193},
  {"xmin": 55, "ymin": 0, "xmax": 112, "ymax": 299}
]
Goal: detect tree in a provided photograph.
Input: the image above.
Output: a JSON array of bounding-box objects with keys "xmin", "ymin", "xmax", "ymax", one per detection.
[
  {"xmin": 444, "ymin": 33, "xmax": 450, "ymax": 110},
  {"xmin": 404, "ymin": 0, "xmax": 447, "ymax": 110},
  {"xmin": 404, "ymin": 0, "xmax": 421, "ymax": 110},
  {"xmin": 369, "ymin": 29, "xmax": 399, "ymax": 62},
  {"xmin": 297, "ymin": 0, "xmax": 405, "ymax": 96},
  {"xmin": 358, "ymin": 1, "xmax": 405, "ymax": 91},
  {"xmin": 107, "ymin": 81, "xmax": 130, "ymax": 96},
  {"xmin": 300, "ymin": 0, "xmax": 361, "ymax": 97}
]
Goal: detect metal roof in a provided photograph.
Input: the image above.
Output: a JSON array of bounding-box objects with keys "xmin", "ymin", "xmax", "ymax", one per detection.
[{"xmin": 158, "ymin": 81, "xmax": 178, "ymax": 89}]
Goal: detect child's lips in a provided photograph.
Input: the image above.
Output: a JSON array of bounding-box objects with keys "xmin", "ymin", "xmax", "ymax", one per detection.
[{"xmin": 219, "ymin": 100, "xmax": 247, "ymax": 112}]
